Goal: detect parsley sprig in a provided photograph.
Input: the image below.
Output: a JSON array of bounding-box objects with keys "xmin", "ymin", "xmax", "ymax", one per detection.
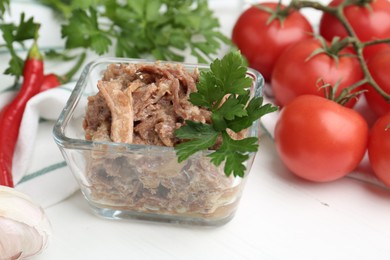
[
  {"xmin": 175, "ymin": 51, "xmax": 278, "ymax": 178},
  {"xmin": 1, "ymin": 0, "xmax": 230, "ymax": 84},
  {"xmin": 58, "ymin": 0, "xmax": 230, "ymax": 63}
]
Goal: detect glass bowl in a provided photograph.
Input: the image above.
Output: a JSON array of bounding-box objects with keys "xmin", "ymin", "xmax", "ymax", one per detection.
[{"xmin": 53, "ymin": 57, "xmax": 264, "ymax": 226}]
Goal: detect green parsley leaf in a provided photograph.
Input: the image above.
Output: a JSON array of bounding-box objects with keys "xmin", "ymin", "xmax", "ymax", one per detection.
[
  {"xmin": 13, "ymin": 15, "xmax": 40, "ymax": 41},
  {"xmin": 0, "ymin": 0, "xmax": 10, "ymax": 19},
  {"xmin": 61, "ymin": 8, "xmax": 111, "ymax": 55},
  {"xmin": 175, "ymin": 50, "xmax": 278, "ymax": 178},
  {"xmin": 211, "ymin": 95, "xmax": 247, "ymax": 131},
  {"xmin": 90, "ymin": 34, "xmax": 112, "ymax": 55},
  {"xmin": 59, "ymin": 0, "xmax": 230, "ymax": 63},
  {"xmin": 190, "ymin": 51, "xmax": 253, "ymax": 113},
  {"xmin": 210, "ymin": 50, "xmax": 253, "ymax": 96},
  {"xmin": 0, "ymin": 13, "xmax": 40, "ymax": 79},
  {"xmin": 189, "ymin": 71, "xmax": 223, "ymax": 109},
  {"xmin": 227, "ymin": 97, "xmax": 278, "ymax": 133},
  {"xmin": 209, "ymin": 132, "xmax": 259, "ymax": 177},
  {"xmin": 38, "ymin": 0, "xmax": 104, "ymax": 18},
  {"xmin": 37, "ymin": 0, "xmax": 71, "ymax": 17},
  {"xmin": 175, "ymin": 121, "xmax": 219, "ymax": 162},
  {"xmin": 4, "ymin": 51, "xmax": 23, "ymax": 77}
]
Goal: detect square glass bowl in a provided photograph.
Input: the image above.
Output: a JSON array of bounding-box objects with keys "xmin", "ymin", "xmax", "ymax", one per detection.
[{"xmin": 53, "ymin": 57, "xmax": 264, "ymax": 226}]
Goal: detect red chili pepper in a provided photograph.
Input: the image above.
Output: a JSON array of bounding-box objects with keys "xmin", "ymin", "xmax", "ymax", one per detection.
[
  {"xmin": 0, "ymin": 41, "xmax": 44, "ymax": 187},
  {"xmin": 40, "ymin": 73, "xmax": 62, "ymax": 92},
  {"xmin": 39, "ymin": 52, "xmax": 87, "ymax": 93}
]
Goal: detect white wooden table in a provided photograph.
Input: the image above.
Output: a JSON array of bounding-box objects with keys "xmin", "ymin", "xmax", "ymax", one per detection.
[
  {"xmin": 3, "ymin": 1, "xmax": 390, "ymax": 259},
  {"xmin": 38, "ymin": 135, "xmax": 390, "ymax": 260}
]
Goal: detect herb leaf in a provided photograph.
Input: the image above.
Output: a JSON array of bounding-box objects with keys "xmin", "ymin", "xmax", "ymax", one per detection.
[
  {"xmin": 189, "ymin": 51, "xmax": 253, "ymax": 111},
  {"xmin": 38, "ymin": 0, "xmax": 104, "ymax": 18},
  {"xmin": 209, "ymin": 132, "xmax": 259, "ymax": 177},
  {"xmin": 61, "ymin": 8, "xmax": 111, "ymax": 55},
  {"xmin": 0, "ymin": 0, "xmax": 10, "ymax": 19},
  {"xmin": 211, "ymin": 95, "xmax": 248, "ymax": 131},
  {"xmin": 189, "ymin": 71, "xmax": 223, "ymax": 109},
  {"xmin": 175, "ymin": 121, "xmax": 219, "ymax": 162},
  {"xmin": 227, "ymin": 97, "xmax": 277, "ymax": 133},
  {"xmin": 0, "ymin": 13, "xmax": 40, "ymax": 80},
  {"xmin": 175, "ymin": 51, "xmax": 278, "ymax": 177},
  {"xmin": 59, "ymin": 0, "xmax": 230, "ymax": 62},
  {"xmin": 210, "ymin": 51, "xmax": 253, "ymax": 95}
]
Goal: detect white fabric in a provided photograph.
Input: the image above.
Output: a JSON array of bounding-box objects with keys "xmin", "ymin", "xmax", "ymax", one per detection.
[{"xmin": 10, "ymin": 84, "xmax": 79, "ymax": 208}]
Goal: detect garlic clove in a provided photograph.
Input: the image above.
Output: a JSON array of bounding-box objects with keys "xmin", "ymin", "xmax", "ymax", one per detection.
[{"xmin": 0, "ymin": 186, "xmax": 52, "ymax": 260}]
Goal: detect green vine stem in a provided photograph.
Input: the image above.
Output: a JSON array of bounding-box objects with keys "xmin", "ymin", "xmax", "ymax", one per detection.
[
  {"xmin": 63, "ymin": 51, "xmax": 87, "ymax": 83},
  {"xmin": 289, "ymin": 0, "xmax": 390, "ymax": 102},
  {"xmin": 362, "ymin": 38, "xmax": 390, "ymax": 47}
]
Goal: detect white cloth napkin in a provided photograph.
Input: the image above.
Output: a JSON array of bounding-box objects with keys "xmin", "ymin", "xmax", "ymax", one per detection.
[{"xmin": 6, "ymin": 84, "xmax": 80, "ymax": 208}]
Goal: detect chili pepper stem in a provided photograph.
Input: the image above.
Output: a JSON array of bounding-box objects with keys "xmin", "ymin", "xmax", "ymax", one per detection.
[{"xmin": 27, "ymin": 40, "xmax": 43, "ymax": 61}]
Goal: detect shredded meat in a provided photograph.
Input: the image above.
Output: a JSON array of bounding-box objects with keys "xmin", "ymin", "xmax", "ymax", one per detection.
[
  {"xmin": 84, "ymin": 62, "xmax": 210, "ymax": 146},
  {"xmin": 82, "ymin": 62, "xmax": 252, "ymax": 223},
  {"xmin": 97, "ymin": 80, "xmax": 134, "ymax": 143}
]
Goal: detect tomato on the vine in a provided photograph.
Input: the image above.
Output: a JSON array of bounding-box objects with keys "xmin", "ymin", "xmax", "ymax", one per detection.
[
  {"xmin": 319, "ymin": 0, "xmax": 390, "ymax": 60},
  {"xmin": 271, "ymin": 38, "xmax": 363, "ymax": 108},
  {"xmin": 363, "ymin": 48, "xmax": 390, "ymax": 117},
  {"xmin": 232, "ymin": 2, "xmax": 313, "ymax": 81},
  {"xmin": 368, "ymin": 112, "xmax": 390, "ymax": 187},
  {"xmin": 274, "ymin": 95, "xmax": 368, "ymax": 182}
]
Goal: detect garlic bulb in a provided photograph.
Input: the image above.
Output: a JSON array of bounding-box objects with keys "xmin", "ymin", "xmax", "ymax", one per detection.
[{"xmin": 0, "ymin": 186, "xmax": 51, "ymax": 260}]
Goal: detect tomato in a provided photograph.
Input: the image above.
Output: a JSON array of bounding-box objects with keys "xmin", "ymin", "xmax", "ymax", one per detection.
[
  {"xmin": 271, "ymin": 38, "xmax": 363, "ymax": 108},
  {"xmin": 232, "ymin": 2, "xmax": 313, "ymax": 81},
  {"xmin": 368, "ymin": 112, "xmax": 390, "ymax": 187},
  {"xmin": 274, "ymin": 95, "xmax": 369, "ymax": 182},
  {"xmin": 319, "ymin": 0, "xmax": 390, "ymax": 60},
  {"xmin": 363, "ymin": 48, "xmax": 390, "ymax": 117}
]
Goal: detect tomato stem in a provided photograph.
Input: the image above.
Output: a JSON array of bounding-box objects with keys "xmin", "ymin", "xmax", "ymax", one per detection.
[
  {"xmin": 305, "ymin": 36, "xmax": 352, "ymax": 65},
  {"xmin": 290, "ymin": 0, "xmax": 390, "ymax": 103},
  {"xmin": 254, "ymin": 1, "xmax": 291, "ymax": 26},
  {"xmin": 362, "ymin": 38, "xmax": 390, "ymax": 47},
  {"xmin": 335, "ymin": 79, "xmax": 369, "ymax": 105}
]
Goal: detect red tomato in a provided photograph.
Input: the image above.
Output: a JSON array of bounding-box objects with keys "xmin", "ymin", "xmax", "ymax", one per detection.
[
  {"xmin": 232, "ymin": 2, "xmax": 313, "ymax": 81},
  {"xmin": 319, "ymin": 0, "xmax": 390, "ymax": 60},
  {"xmin": 274, "ymin": 95, "xmax": 369, "ymax": 182},
  {"xmin": 363, "ymin": 48, "xmax": 390, "ymax": 117},
  {"xmin": 368, "ymin": 112, "xmax": 390, "ymax": 187},
  {"xmin": 271, "ymin": 38, "xmax": 363, "ymax": 108}
]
